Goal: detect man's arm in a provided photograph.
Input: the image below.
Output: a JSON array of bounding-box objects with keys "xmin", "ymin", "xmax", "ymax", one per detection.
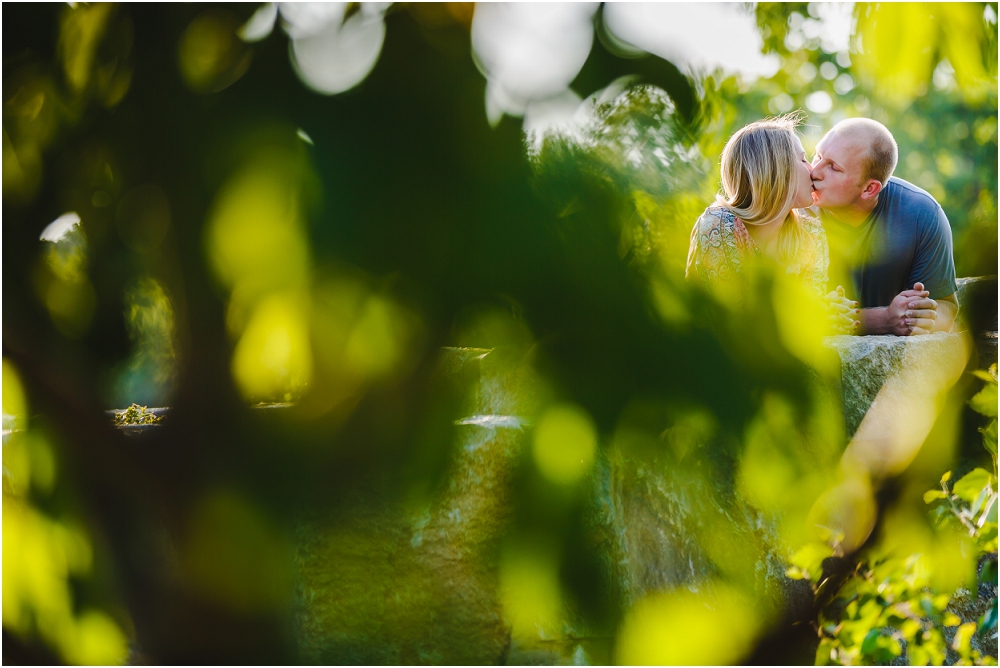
[
  {"xmin": 860, "ymin": 284, "xmax": 931, "ymax": 336},
  {"xmin": 860, "ymin": 282, "xmax": 957, "ymax": 336},
  {"xmin": 924, "ymin": 294, "xmax": 957, "ymax": 333},
  {"xmin": 902, "ymin": 290, "xmax": 957, "ymax": 334}
]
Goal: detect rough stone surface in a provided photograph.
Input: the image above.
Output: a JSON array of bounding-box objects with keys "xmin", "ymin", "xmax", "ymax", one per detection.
[
  {"xmin": 824, "ymin": 276, "xmax": 997, "ymax": 438},
  {"xmin": 828, "ymin": 332, "xmax": 970, "ymax": 437},
  {"xmin": 590, "ymin": 448, "xmax": 811, "ymax": 623},
  {"xmin": 293, "ymin": 347, "xmax": 538, "ymax": 664}
]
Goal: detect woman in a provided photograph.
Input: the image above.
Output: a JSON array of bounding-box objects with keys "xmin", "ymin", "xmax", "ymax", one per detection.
[{"xmin": 685, "ymin": 113, "xmax": 858, "ymax": 331}]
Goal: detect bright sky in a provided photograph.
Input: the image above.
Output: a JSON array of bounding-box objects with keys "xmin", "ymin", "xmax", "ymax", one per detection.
[{"xmin": 604, "ymin": 3, "xmax": 780, "ymax": 79}]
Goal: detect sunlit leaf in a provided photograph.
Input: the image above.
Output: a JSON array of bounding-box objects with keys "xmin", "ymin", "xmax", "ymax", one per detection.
[
  {"xmin": 854, "ymin": 3, "xmax": 938, "ymax": 108},
  {"xmin": 178, "ymin": 9, "xmax": 252, "ymax": 93},
  {"xmin": 923, "ymin": 489, "xmax": 947, "ymax": 504},
  {"xmin": 790, "ymin": 541, "xmax": 834, "ymax": 583},
  {"xmin": 969, "ymin": 382, "xmax": 999, "ymax": 418},
  {"xmin": 937, "ymin": 3, "xmax": 995, "ymax": 102},
  {"xmin": 499, "ymin": 542, "xmax": 564, "ymax": 641},
  {"xmin": 981, "ymin": 420, "xmax": 998, "ymax": 456},
  {"xmin": 616, "ymin": 584, "xmax": 761, "ymax": 665},
  {"xmin": 231, "ymin": 293, "xmax": 312, "ymax": 401},
  {"xmin": 952, "ymin": 621, "xmax": 977, "ymax": 655},
  {"xmin": 64, "ymin": 610, "xmax": 128, "ymax": 666},
  {"xmin": 59, "ymin": 3, "xmax": 114, "ymax": 93},
  {"xmin": 532, "ymin": 403, "xmax": 597, "ymax": 486},
  {"xmin": 953, "ymin": 468, "xmax": 994, "ymax": 505}
]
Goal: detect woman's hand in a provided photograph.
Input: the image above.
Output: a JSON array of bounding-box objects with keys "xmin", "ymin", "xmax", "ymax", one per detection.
[{"xmin": 825, "ymin": 285, "xmax": 860, "ymax": 334}]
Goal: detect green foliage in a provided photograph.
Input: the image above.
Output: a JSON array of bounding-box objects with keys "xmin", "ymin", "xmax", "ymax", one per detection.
[
  {"xmin": 3, "ymin": 3, "xmax": 996, "ymax": 663},
  {"xmin": 795, "ymin": 365, "xmax": 1000, "ymax": 665},
  {"xmin": 970, "ymin": 365, "xmax": 999, "ymax": 468},
  {"xmin": 112, "ymin": 403, "xmax": 162, "ymax": 426}
]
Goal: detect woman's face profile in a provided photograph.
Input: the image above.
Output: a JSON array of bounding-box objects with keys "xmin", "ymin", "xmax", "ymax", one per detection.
[{"xmin": 791, "ymin": 136, "xmax": 815, "ymax": 209}]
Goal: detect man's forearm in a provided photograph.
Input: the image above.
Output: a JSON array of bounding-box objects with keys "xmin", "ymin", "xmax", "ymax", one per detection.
[
  {"xmin": 860, "ymin": 307, "xmax": 891, "ymax": 335},
  {"xmin": 862, "ymin": 296, "xmax": 958, "ymax": 335}
]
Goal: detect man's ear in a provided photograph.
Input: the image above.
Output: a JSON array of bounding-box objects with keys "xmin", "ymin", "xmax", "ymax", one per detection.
[{"xmin": 859, "ymin": 180, "xmax": 883, "ymax": 201}]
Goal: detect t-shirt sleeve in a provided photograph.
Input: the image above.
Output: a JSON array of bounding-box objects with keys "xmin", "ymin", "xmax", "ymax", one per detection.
[{"xmin": 908, "ymin": 204, "xmax": 957, "ymax": 301}]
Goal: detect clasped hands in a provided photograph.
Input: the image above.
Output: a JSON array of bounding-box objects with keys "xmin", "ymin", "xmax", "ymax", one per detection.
[
  {"xmin": 825, "ymin": 285, "xmax": 861, "ymax": 334},
  {"xmin": 885, "ymin": 282, "xmax": 938, "ymax": 336},
  {"xmin": 826, "ymin": 282, "xmax": 939, "ymax": 336}
]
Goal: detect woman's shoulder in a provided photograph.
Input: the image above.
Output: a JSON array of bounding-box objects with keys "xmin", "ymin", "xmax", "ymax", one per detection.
[
  {"xmin": 797, "ymin": 209, "xmax": 826, "ymax": 237},
  {"xmin": 695, "ymin": 205, "xmax": 737, "ymax": 232}
]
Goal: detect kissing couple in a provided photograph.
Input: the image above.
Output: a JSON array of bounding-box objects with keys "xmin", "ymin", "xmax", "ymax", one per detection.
[{"xmin": 686, "ymin": 113, "xmax": 958, "ymax": 337}]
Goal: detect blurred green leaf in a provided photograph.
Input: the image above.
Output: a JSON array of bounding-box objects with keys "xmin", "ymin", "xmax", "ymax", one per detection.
[
  {"xmin": 953, "ymin": 468, "xmax": 994, "ymax": 505},
  {"xmin": 790, "ymin": 541, "xmax": 834, "ymax": 583},
  {"xmin": 924, "ymin": 489, "xmax": 947, "ymax": 504},
  {"xmin": 979, "ymin": 557, "xmax": 998, "ymax": 585},
  {"xmin": 978, "ymin": 601, "xmax": 998, "ymax": 638},
  {"xmin": 983, "ymin": 420, "xmax": 999, "ymax": 456},
  {"xmin": 970, "ymin": 382, "xmax": 999, "ymax": 418},
  {"xmin": 953, "ymin": 621, "xmax": 977, "ymax": 655}
]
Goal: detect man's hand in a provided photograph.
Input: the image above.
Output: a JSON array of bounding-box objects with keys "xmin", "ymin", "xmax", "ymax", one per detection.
[
  {"xmin": 899, "ymin": 282, "xmax": 939, "ymax": 335},
  {"xmin": 861, "ymin": 282, "xmax": 938, "ymax": 336}
]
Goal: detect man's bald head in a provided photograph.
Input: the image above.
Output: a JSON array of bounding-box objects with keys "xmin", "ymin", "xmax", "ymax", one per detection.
[{"xmin": 826, "ymin": 118, "xmax": 898, "ymax": 187}]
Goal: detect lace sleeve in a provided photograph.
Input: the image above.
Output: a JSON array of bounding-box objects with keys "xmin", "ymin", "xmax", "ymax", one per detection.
[
  {"xmin": 686, "ymin": 208, "xmax": 737, "ymax": 287},
  {"xmin": 800, "ymin": 213, "xmax": 830, "ymax": 294}
]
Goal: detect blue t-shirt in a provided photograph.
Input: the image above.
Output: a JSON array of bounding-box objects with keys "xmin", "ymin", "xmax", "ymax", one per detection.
[{"xmin": 820, "ymin": 177, "xmax": 957, "ymax": 308}]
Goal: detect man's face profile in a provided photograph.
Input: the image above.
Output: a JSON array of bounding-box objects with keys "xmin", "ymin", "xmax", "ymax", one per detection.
[{"xmin": 810, "ymin": 131, "xmax": 869, "ymax": 209}]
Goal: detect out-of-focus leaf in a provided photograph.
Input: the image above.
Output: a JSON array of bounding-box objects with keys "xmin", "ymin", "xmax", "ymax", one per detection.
[
  {"xmin": 924, "ymin": 489, "xmax": 947, "ymax": 504},
  {"xmin": 980, "ymin": 420, "xmax": 998, "ymax": 456},
  {"xmin": 937, "ymin": 3, "xmax": 995, "ymax": 102},
  {"xmin": 861, "ymin": 629, "xmax": 902, "ymax": 663},
  {"xmin": 785, "ymin": 566, "xmax": 806, "ymax": 580},
  {"xmin": 909, "ymin": 643, "xmax": 930, "ymax": 666},
  {"xmin": 978, "ymin": 558, "xmax": 998, "ymax": 591},
  {"xmin": 853, "ymin": 3, "xmax": 937, "ymax": 108},
  {"xmin": 860, "ymin": 627, "xmax": 880, "ymax": 653},
  {"xmin": 952, "ymin": 621, "xmax": 977, "ymax": 655},
  {"xmin": 971, "ymin": 366, "xmax": 998, "ymax": 384},
  {"xmin": 969, "ymin": 382, "xmax": 999, "ymax": 418},
  {"xmin": 971, "ymin": 485, "xmax": 992, "ymax": 517},
  {"xmin": 790, "ymin": 541, "xmax": 834, "ymax": 583},
  {"xmin": 978, "ymin": 602, "xmax": 998, "ymax": 638},
  {"xmin": 953, "ymin": 468, "xmax": 994, "ymax": 505},
  {"xmin": 943, "ymin": 612, "xmax": 962, "ymax": 627}
]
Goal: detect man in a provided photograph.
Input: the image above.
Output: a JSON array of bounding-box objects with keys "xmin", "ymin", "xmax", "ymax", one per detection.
[{"xmin": 810, "ymin": 118, "xmax": 958, "ymax": 336}]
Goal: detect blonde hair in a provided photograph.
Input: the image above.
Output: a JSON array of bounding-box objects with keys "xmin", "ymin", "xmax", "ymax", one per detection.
[
  {"xmin": 828, "ymin": 117, "xmax": 898, "ymax": 186},
  {"xmin": 718, "ymin": 112, "xmax": 811, "ymax": 266}
]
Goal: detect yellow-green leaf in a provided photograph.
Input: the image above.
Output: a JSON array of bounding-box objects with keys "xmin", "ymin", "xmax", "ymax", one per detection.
[
  {"xmin": 953, "ymin": 468, "xmax": 994, "ymax": 505},
  {"xmin": 952, "ymin": 622, "xmax": 976, "ymax": 655},
  {"xmin": 969, "ymin": 383, "xmax": 998, "ymax": 418},
  {"xmin": 924, "ymin": 489, "xmax": 947, "ymax": 504}
]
